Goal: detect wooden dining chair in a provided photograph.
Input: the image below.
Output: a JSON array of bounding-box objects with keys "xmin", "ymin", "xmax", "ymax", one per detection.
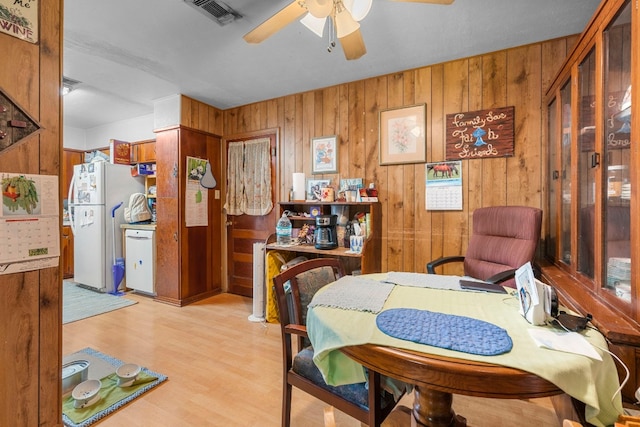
[
  {"xmin": 272, "ymin": 258, "xmax": 400, "ymax": 427},
  {"xmin": 426, "ymin": 205, "xmax": 542, "ymax": 287}
]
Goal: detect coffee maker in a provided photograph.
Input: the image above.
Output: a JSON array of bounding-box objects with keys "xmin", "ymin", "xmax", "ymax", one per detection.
[{"xmin": 314, "ymin": 214, "xmax": 338, "ymax": 249}]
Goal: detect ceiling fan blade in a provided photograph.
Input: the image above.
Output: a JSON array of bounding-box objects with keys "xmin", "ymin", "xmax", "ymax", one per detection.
[
  {"xmin": 339, "ymin": 28, "xmax": 366, "ymax": 60},
  {"xmin": 243, "ymin": 1, "xmax": 307, "ymax": 44},
  {"xmin": 389, "ymin": 0, "xmax": 454, "ymax": 4}
]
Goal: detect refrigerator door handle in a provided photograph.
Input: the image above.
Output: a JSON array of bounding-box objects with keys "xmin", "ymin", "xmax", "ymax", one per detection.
[{"xmin": 67, "ymin": 174, "xmax": 76, "ymax": 236}]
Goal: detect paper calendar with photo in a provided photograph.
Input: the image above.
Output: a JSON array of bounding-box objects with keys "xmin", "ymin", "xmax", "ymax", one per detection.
[
  {"xmin": 425, "ymin": 161, "xmax": 462, "ymax": 211},
  {"xmin": 1, "ymin": 173, "xmax": 60, "ymax": 273}
]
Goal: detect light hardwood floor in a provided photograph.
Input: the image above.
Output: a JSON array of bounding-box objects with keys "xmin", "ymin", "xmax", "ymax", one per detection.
[{"xmin": 63, "ymin": 292, "xmax": 561, "ymax": 426}]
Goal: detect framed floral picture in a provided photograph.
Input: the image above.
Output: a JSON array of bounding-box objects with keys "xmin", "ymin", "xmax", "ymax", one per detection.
[
  {"xmin": 379, "ymin": 104, "xmax": 426, "ymax": 165},
  {"xmin": 311, "ymin": 135, "xmax": 338, "ymax": 174}
]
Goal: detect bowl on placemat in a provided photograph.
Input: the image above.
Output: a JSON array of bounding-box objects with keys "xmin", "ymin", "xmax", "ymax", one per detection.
[
  {"xmin": 72, "ymin": 379, "xmax": 101, "ymax": 408},
  {"xmin": 116, "ymin": 363, "xmax": 141, "ymax": 387}
]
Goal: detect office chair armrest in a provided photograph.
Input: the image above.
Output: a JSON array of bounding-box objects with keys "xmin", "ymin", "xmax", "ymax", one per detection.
[
  {"xmin": 426, "ymin": 256, "xmax": 465, "ymax": 274},
  {"xmin": 486, "ymin": 269, "xmax": 516, "ymax": 284},
  {"xmin": 486, "ymin": 263, "xmax": 541, "ymax": 284},
  {"xmin": 284, "ymin": 324, "xmax": 308, "ymax": 339}
]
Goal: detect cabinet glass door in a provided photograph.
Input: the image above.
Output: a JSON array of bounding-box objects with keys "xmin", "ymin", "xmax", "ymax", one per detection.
[
  {"xmin": 560, "ymin": 82, "xmax": 572, "ymax": 266},
  {"xmin": 577, "ymin": 48, "xmax": 597, "ymax": 279},
  {"xmin": 602, "ymin": 0, "xmax": 632, "ymax": 302},
  {"xmin": 546, "ymin": 98, "xmax": 558, "ymax": 260}
]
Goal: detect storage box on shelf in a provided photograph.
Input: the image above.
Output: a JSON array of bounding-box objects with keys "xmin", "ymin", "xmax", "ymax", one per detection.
[{"xmin": 266, "ymin": 201, "xmax": 381, "ymax": 275}]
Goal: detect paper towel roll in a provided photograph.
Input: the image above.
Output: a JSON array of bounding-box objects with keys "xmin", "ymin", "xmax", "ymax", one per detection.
[{"xmin": 292, "ymin": 173, "xmax": 305, "ymax": 200}]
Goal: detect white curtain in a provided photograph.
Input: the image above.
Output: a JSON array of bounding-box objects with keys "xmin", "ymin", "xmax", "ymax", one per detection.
[
  {"xmin": 243, "ymin": 138, "xmax": 273, "ymax": 215},
  {"xmin": 224, "ymin": 141, "xmax": 244, "ymax": 215},
  {"xmin": 224, "ymin": 137, "xmax": 273, "ymax": 216}
]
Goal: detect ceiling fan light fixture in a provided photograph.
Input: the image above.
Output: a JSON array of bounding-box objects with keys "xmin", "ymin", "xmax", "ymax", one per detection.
[
  {"xmin": 334, "ymin": 5, "xmax": 359, "ymax": 38},
  {"xmin": 306, "ymin": 0, "xmax": 334, "ymax": 18},
  {"xmin": 300, "ymin": 13, "xmax": 327, "ymax": 37},
  {"xmin": 341, "ymin": 0, "xmax": 372, "ymax": 21}
]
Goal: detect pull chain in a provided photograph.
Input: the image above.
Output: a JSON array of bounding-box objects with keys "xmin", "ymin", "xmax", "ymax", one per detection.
[{"xmin": 327, "ymin": 14, "xmax": 335, "ymax": 52}]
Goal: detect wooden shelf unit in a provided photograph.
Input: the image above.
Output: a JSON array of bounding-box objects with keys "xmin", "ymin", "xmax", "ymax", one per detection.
[
  {"xmin": 145, "ymin": 174, "xmax": 156, "ymax": 200},
  {"xmin": 266, "ymin": 201, "xmax": 381, "ymax": 274}
]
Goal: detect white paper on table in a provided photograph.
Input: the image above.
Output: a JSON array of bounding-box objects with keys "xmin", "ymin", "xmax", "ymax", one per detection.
[{"xmin": 527, "ymin": 328, "xmax": 602, "ymax": 361}]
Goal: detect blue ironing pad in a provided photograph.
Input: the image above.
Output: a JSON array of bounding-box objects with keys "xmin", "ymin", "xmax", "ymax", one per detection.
[{"xmin": 376, "ymin": 308, "xmax": 512, "ymax": 356}]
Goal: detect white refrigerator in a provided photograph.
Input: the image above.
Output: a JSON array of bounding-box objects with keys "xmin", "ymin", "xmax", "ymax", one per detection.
[{"xmin": 68, "ymin": 161, "xmax": 144, "ymax": 292}]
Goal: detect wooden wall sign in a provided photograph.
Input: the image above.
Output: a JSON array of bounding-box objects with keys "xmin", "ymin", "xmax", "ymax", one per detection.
[
  {"xmin": 445, "ymin": 106, "xmax": 514, "ymax": 160},
  {"xmin": 0, "ymin": 0, "xmax": 38, "ymax": 43}
]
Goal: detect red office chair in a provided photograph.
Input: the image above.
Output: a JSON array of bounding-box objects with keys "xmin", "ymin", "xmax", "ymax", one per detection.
[{"xmin": 427, "ymin": 206, "xmax": 542, "ymax": 288}]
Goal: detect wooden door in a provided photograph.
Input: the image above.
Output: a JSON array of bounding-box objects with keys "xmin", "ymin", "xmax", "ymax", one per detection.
[{"xmin": 225, "ymin": 130, "xmax": 278, "ymax": 297}]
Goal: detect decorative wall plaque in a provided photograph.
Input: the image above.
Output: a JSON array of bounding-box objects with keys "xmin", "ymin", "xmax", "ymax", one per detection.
[
  {"xmin": 0, "ymin": 0, "xmax": 38, "ymax": 43},
  {"xmin": 0, "ymin": 87, "xmax": 42, "ymax": 153},
  {"xmin": 445, "ymin": 106, "xmax": 514, "ymax": 160}
]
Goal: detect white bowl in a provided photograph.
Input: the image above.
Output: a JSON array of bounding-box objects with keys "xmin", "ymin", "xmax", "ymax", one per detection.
[
  {"xmin": 72, "ymin": 379, "xmax": 101, "ymax": 408},
  {"xmin": 116, "ymin": 363, "xmax": 141, "ymax": 387}
]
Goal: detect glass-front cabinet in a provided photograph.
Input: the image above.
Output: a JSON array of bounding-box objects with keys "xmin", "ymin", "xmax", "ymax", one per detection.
[{"xmin": 544, "ymin": 0, "xmax": 638, "ymax": 402}]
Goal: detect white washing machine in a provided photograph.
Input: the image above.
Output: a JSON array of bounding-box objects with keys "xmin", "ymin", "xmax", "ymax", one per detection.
[{"xmin": 125, "ymin": 229, "xmax": 156, "ymax": 295}]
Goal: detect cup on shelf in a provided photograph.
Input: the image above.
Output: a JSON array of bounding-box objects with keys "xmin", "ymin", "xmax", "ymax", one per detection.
[{"xmin": 350, "ymin": 235, "xmax": 364, "ymax": 253}]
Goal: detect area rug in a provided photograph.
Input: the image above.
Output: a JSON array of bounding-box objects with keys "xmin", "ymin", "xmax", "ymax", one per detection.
[
  {"xmin": 62, "ymin": 347, "xmax": 168, "ymax": 427},
  {"xmin": 63, "ymin": 281, "xmax": 137, "ymax": 324}
]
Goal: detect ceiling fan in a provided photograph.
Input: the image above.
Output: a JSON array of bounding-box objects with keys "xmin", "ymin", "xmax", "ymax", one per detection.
[{"xmin": 243, "ymin": 0, "xmax": 454, "ymax": 60}]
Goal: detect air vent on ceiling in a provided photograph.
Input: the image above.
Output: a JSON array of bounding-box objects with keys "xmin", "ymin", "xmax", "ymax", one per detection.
[{"xmin": 184, "ymin": 0, "xmax": 242, "ymax": 26}]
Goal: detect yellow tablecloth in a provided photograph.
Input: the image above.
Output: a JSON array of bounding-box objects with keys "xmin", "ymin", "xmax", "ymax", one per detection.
[{"xmin": 307, "ymin": 273, "xmax": 623, "ymax": 427}]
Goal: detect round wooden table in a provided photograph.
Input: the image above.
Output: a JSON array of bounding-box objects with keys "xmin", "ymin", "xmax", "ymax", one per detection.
[{"xmin": 341, "ymin": 344, "xmax": 565, "ymax": 427}]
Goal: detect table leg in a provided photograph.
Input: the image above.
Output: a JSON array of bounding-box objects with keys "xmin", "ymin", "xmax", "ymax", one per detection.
[{"xmin": 411, "ymin": 386, "xmax": 466, "ymax": 427}]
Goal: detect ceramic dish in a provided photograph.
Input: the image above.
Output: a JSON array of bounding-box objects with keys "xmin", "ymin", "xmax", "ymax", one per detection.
[
  {"xmin": 72, "ymin": 379, "xmax": 101, "ymax": 409},
  {"xmin": 116, "ymin": 363, "xmax": 141, "ymax": 387},
  {"xmin": 62, "ymin": 360, "xmax": 90, "ymax": 395}
]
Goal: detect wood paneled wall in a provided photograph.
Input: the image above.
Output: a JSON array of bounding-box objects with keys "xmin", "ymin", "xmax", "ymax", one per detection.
[
  {"xmin": 224, "ymin": 36, "xmax": 578, "ymax": 274},
  {"xmin": 0, "ymin": 2, "xmax": 63, "ymax": 426},
  {"xmin": 180, "ymin": 94, "xmax": 224, "ymax": 136}
]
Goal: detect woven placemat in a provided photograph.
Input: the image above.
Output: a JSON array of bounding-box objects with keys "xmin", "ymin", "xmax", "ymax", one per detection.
[
  {"xmin": 376, "ymin": 308, "xmax": 512, "ymax": 356},
  {"xmin": 309, "ymin": 275, "xmax": 395, "ymax": 313}
]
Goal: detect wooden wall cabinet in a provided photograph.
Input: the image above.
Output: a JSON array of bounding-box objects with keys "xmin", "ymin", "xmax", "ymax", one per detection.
[
  {"xmin": 543, "ymin": 0, "xmax": 639, "ymax": 402},
  {"xmin": 266, "ymin": 201, "xmax": 381, "ymax": 274},
  {"xmin": 62, "ymin": 226, "xmax": 74, "ymax": 279},
  {"xmin": 134, "ymin": 141, "xmax": 156, "ymax": 163},
  {"xmin": 62, "ymin": 149, "xmax": 84, "ymax": 197},
  {"xmin": 154, "ymin": 127, "xmax": 222, "ymax": 306},
  {"xmin": 61, "ymin": 150, "xmax": 84, "ymax": 279}
]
